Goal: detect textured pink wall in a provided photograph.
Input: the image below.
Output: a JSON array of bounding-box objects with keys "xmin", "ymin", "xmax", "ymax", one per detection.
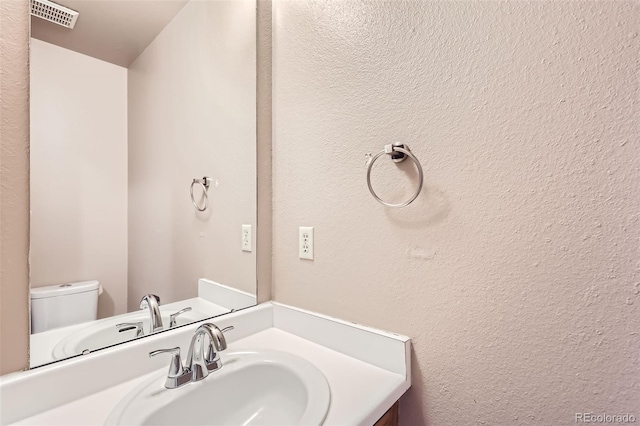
[
  {"xmin": 271, "ymin": 1, "xmax": 640, "ymax": 424},
  {"xmin": 0, "ymin": 0, "xmax": 30, "ymax": 375},
  {"xmin": 257, "ymin": 0, "xmax": 273, "ymax": 303}
]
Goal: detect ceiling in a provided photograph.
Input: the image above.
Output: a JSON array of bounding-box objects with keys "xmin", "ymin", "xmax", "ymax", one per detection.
[{"xmin": 31, "ymin": 0, "xmax": 189, "ymax": 67}]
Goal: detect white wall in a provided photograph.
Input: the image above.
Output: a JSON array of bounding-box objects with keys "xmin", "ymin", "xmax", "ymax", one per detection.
[
  {"xmin": 271, "ymin": 1, "xmax": 640, "ymax": 425},
  {"xmin": 30, "ymin": 39, "xmax": 128, "ymax": 319},
  {"xmin": 127, "ymin": 0, "xmax": 257, "ymax": 310}
]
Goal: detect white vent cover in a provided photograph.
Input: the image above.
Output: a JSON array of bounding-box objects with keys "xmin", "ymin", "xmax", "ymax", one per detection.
[{"xmin": 30, "ymin": 0, "xmax": 79, "ymax": 29}]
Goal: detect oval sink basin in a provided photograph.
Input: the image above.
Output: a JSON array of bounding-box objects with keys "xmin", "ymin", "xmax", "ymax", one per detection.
[
  {"xmin": 52, "ymin": 310, "xmax": 207, "ymax": 359},
  {"xmin": 105, "ymin": 350, "xmax": 331, "ymax": 426}
]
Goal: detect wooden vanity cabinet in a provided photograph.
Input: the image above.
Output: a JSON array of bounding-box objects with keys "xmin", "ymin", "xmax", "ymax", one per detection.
[{"xmin": 373, "ymin": 401, "xmax": 399, "ymax": 426}]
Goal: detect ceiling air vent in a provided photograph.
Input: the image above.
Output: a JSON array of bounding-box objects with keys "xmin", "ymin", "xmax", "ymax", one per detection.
[{"xmin": 30, "ymin": 0, "xmax": 79, "ymax": 29}]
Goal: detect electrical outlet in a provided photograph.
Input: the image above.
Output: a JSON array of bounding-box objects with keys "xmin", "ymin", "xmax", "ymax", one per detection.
[
  {"xmin": 242, "ymin": 224, "xmax": 252, "ymax": 252},
  {"xmin": 299, "ymin": 226, "xmax": 314, "ymax": 260}
]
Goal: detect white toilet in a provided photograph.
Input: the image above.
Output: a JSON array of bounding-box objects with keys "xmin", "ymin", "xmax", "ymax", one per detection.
[{"xmin": 30, "ymin": 280, "xmax": 100, "ymax": 334}]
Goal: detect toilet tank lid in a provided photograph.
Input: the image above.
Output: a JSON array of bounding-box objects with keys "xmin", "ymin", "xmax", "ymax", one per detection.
[{"xmin": 30, "ymin": 280, "xmax": 100, "ymax": 299}]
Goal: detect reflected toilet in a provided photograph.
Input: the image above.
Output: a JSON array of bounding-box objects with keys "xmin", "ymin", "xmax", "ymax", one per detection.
[{"xmin": 30, "ymin": 281, "xmax": 100, "ymax": 333}]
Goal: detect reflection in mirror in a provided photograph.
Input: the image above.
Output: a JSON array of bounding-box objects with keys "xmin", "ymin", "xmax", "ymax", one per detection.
[{"xmin": 28, "ymin": 0, "xmax": 257, "ymax": 368}]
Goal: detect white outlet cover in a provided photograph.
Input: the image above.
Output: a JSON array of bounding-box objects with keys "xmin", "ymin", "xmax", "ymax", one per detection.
[
  {"xmin": 242, "ymin": 224, "xmax": 252, "ymax": 252},
  {"xmin": 299, "ymin": 226, "xmax": 314, "ymax": 260}
]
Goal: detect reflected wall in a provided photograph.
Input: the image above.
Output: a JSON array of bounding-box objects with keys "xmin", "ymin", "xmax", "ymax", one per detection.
[{"xmin": 128, "ymin": 0, "xmax": 257, "ymax": 308}]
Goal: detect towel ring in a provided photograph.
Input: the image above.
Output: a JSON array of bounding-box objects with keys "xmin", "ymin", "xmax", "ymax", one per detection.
[
  {"xmin": 366, "ymin": 143, "xmax": 424, "ymax": 208},
  {"xmin": 190, "ymin": 176, "xmax": 211, "ymax": 211}
]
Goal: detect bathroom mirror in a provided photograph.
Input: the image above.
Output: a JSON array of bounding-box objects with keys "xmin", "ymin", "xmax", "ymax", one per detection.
[{"xmin": 28, "ymin": 0, "xmax": 257, "ymax": 368}]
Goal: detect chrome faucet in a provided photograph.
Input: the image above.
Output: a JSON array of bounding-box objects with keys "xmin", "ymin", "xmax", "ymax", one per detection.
[
  {"xmin": 149, "ymin": 323, "xmax": 233, "ymax": 389},
  {"xmin": 139, "ymin": 294, "xmax": 163, "ymax": 333}
]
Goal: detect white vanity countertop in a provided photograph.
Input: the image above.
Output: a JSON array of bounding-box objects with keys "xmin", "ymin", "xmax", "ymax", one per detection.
[{"xmin": 3, "ymin": 303, "xmax": 411, "ymax": 426}]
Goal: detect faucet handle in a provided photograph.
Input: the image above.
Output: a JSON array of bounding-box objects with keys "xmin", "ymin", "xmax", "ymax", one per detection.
[
  {"xmin": 169, "ymin": 307, "xmax": 192, "ymax": 328},
  {"xmin": 116, "ymin": 322, "xmax": 144, "ymax": 337},
  {"xmin": 149, "ymin": 347, "xmax": 187, "ymax": 389},
  {"xmin": 149, "ymin": 347, "xmax": 184, "ymax": 376}
]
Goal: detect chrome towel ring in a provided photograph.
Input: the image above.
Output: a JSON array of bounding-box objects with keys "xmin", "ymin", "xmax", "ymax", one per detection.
[
  {"xmin": 190, "ymin": 176, "xmax": 211, "ymax": 211},
  {"xmin": 366, "ymin": 143, "xmax": 424, "ymax": 208}
]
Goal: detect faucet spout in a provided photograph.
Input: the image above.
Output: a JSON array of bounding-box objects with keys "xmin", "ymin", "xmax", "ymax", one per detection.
[
  {"xmin": 185, "ymin": 323, "xmax": 233, "ymax": 381},
  {"xmin": 139, "ymin": 294, "xmax": 163, "ymax": 333},
  {"xmin": 185, "ymin": 327, "xmax": 214, "ymax": 381}
]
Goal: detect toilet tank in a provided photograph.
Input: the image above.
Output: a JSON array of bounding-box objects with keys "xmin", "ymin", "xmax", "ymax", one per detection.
[{"xmin": 31, "ymin": 280, "xmax": 100, "ymax": 334}]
